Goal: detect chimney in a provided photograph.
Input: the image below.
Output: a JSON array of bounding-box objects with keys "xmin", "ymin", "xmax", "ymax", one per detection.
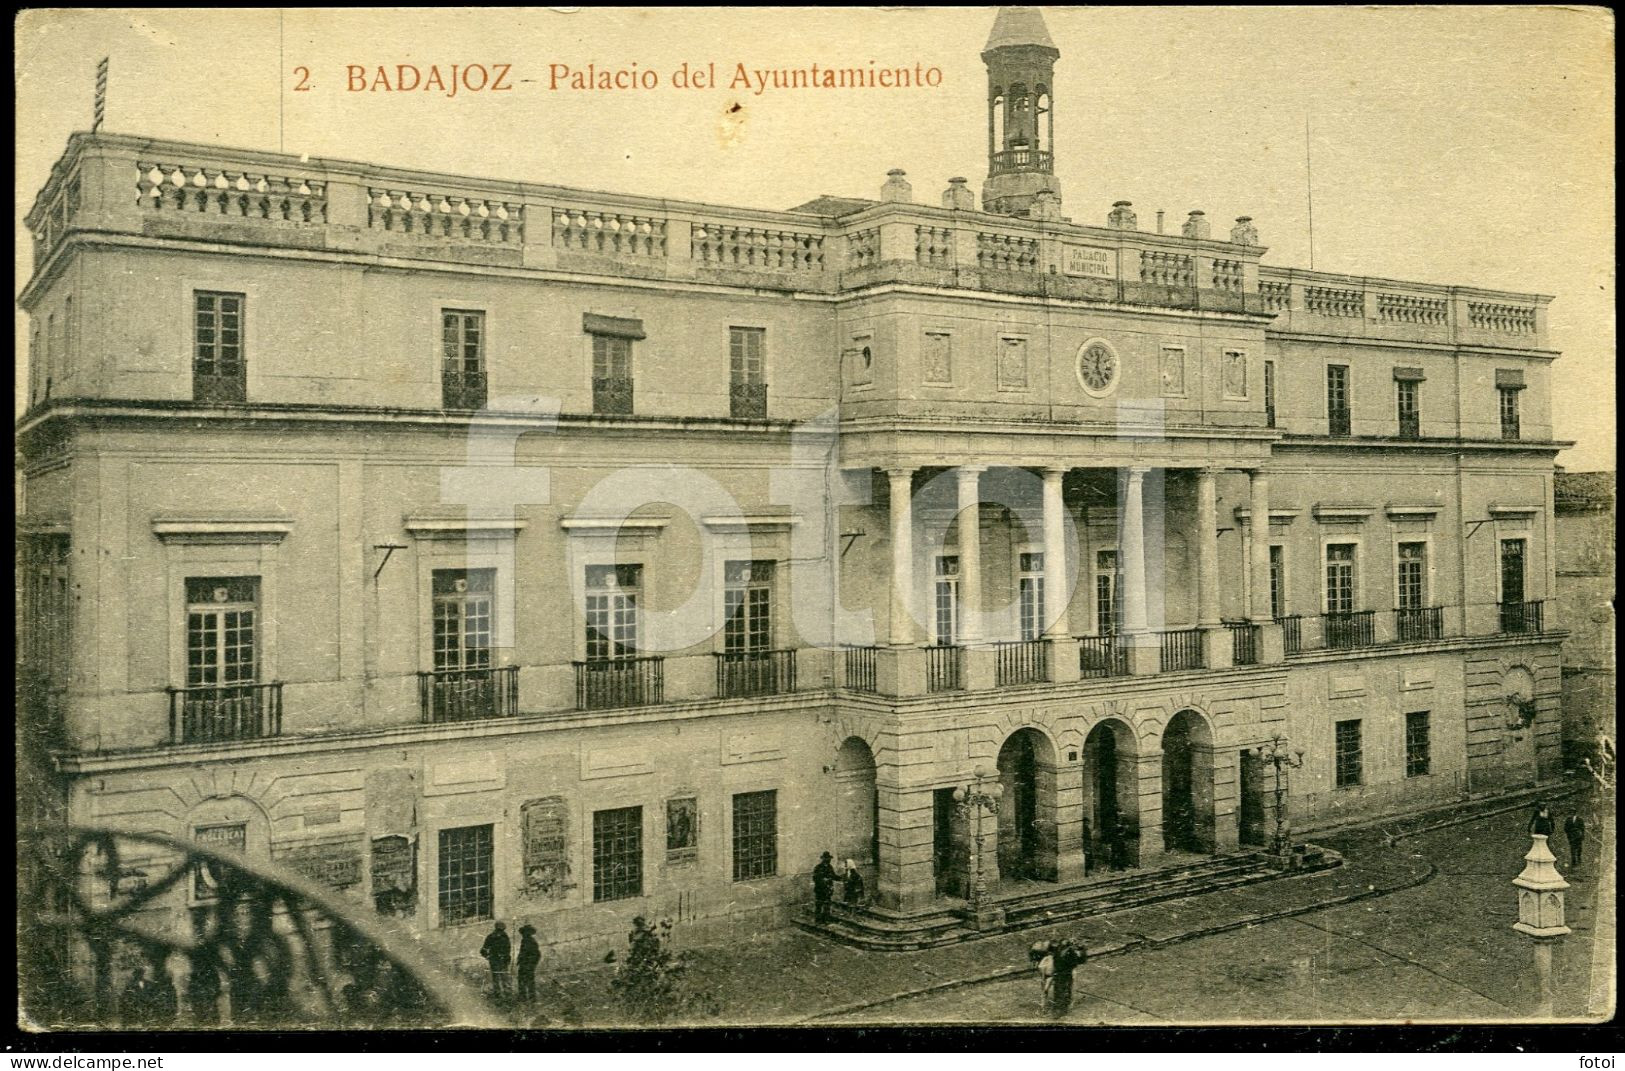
[
  {"xmin": 941, "ymin": 176, "xmax": 975, "ymax": 211},
  {"xmin": 1107, "ymin": 200, "xmax": 1138, "ymax": 230},
  {"xmin": 1156, "ymin": 210, "xmax": 1165, "ymax": 234},
  {"xmin": 1181, "ymin": 210, "xmax": 1211, "ymax": 240},
  {"xmin": 1231, "ymin": 216, "xmax": 1259, "ymax": 246},
  {"xmin": 880, "ymin": 169, "xmax": 913, "ymax": 204}
]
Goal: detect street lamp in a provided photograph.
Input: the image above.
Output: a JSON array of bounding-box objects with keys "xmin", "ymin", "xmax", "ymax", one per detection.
[
  {"xmin": 1258, "ymin": 734, "xmax": 1304, "ymax": 861},
  {"xmin": 1512, "ymin": 827, "xmax": 1570, "ymax": 1017},
  {"xmin": 952, "ymin": 765, "xmax": 1005, "ymax": 930}
]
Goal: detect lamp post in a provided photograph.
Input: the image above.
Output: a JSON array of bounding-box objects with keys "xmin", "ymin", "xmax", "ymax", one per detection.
[
  {"xmin": 1258, "ymin": 735, "xmax": 1304, "ymax": 862},
  {"xmin": 1512, "ymin": 828, "xmax": 1570, "ymax": 1017},
  {"xmin": 952, "ymin": 765, "xmax": 1005, "ymax": 930}
]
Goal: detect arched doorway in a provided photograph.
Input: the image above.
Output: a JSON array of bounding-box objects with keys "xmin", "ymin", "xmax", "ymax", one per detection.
[
  {"xmin": 1082, "ymin": 718, "xmax": 1138, "ymax": 869},
  {"xmin": 1162, "ymin": 709, "xmax": 1216, "ymax": 853},
  {"xmin": 996, "ymin": 728, "xmax": 1058, "ymax": 882},
  {"xmin": 834, "ymin": 737, "xmax": 879, "ymax": 868}
]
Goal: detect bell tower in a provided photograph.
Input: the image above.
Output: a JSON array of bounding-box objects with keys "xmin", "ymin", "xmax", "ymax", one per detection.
[{"xmin": 981, "ymin": 7, "xmax": 1062, "ymax": 218}]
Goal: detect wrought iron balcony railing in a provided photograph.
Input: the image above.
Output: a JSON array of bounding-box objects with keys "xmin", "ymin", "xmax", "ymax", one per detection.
[
  {"xmin": 592, "ymin": 376, "xmax": 634, "ymax": 416},
  {"xmin": 842, "ymin": 645, "xmax": 878, "ymax": 694},
  {"xmin": 993, "ymin": 639, "xmax": 1049, "ymax": 687},
  {"xmin": 1322, "ymin": 610, "xmax": 1375, "ymax": 649},
  {"xmin": 440, "ymin": 368, "xmax": 487, "ymax": 410},
  {"xmin": 573, "ymin": 655, "xmax": 663, "ymax": 710},
  {"xmin": 1078, "ymin": 635, "xmax": 1127, "ymax": 678},
  {"xmin": 729, "ymin": 381, "xmax": 767, "ymax": 419},
  {"xmin": 417, "ymin": 666, "xmax": 518, "ymax": 723},
  {"xmin": 167, "ymin": 682, "xmax": 282, "ymax": 745},
  {"xmin": 1394, "ymin": 606, "xmax": 1443, "ymax": 642},
  {"xmin": 924, "ymin": 644, "xmax": 963, "ymax": 693},
  {"xmin": 1159, "ymin": 628, "xmax": 1205, "ymax": 673},
  {"xmin": 17, "ymin": 825, "xmax": 497, "ymax": 1029},
  {"xmin": 1226, "ymin": 622, "xmax": 1259, "ymax": 666},
  {"xmin": 1328, "ymin": 408, "xmax": 1352, "ymax": 437},
  {"xmin": 714, "ymin": 648, "xmax": 796, "ymax": 699},
  {"xmin": 1499, "ymin": 599, "xmax": 1544, "ymax": 635},
  {"xmin": 1276, "ymin": 614, "xmax": 1303, "ymax": 656}
]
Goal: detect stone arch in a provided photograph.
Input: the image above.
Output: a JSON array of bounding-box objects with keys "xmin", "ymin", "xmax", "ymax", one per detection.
[
  {"xmin": 995, "ymin": 727, "xmax": 1059, "ymax": 882},
  {"xmin": 1081, "ymin": 716, "xmax": 1139, "ymax": 867},
  {"xmin": 834, "ymin": 736, "xmax": 879, "ymax": 868},
  {"xmin": 1161, "ymin": 708, "xmax": 1218, "ymax": 853}
]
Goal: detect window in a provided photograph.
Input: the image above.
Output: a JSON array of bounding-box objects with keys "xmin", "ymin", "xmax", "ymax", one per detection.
[
  {"xmin": 1095, "ymin": 549, "xmax": 1121, "ymax": 636},
  {"xmin": 585, "ymin": 564, "xmax": 641, "ymax": 660},
  {"xmin": 441, "ymin": 310, "xmax": 486, "ymax": 409},
  {"xmin": 1499, "ymin": 386, "xmax": 1521, "ymax": 440},
  {"xmin": 933, "ymin": 556, "xmax": 960, "ymax": 644},
  {"xmin": 729, "ymin": 327, "xmax": 767, "ymax": 417},
  {"xmin": 923, "ymin": 332, "xmax": 953, "ymax": 385},
  {"xmin": 1018, "ymin": 552, "xmax": 1045, "ymax": 641},
  {"xmin": 29, "ymin": 327, "xmax": 41, "ymax": 405},
  {"xmin": 194, "ymin": 291, "xmax": 246, "ymax": 403},
  {"xmin": 45, "ymin": 314, "xmax": 57, "ymax": 399},
  {"xmin": 731, "ymin": 790, "xmax": 778, "ymax": 881},
  {"xmin": 592, "ymin": 334, "xmax": 634, "ymax": 415},
  {"xmin": 1222, "ymin": 349, "xmax": 1248, "ymax": 399},
  {"xmin": 1326, "ymin": 364, "xmax": 1350, "ymax": 436},
  {"xmin": 1405, "ymin": 712, "xmax": 1431, "ymax": 777},
  {"xmin": 186, "ymin": 577, "xmax": 259, "ymax": 689},
  {"xmin": 1334, "ymin": 719, "xmax": 1362, "ymax": 788},
  {"xmin": 21, "ymin": 535, "xmax": 71, "ymax": 687},
  {"xmin": 723, "ymin": 560, "xmax": 773, "ymax": 654},
  {"xmin": 1324, "ymin": 544, "xmax": 1356, "ymax": 614},
  {"xmin": 1160, "ymin": 346, "xmax": 1186, "ymax": 397},
  {"xmin": 1268, "ymin": 545, "xmax": 1286, "ymax": 619},
  {"xmin": 1499, "ymin": 538, "xmax": 1526, "ymax": 605},
  {"xmin": 438, "ymin": 824, "xmax": 493, "ymax": 924},
  {"xmin": 1396, "ymin": 542, "xmax": 1427, "ymax": 610},
  {"xmin": 1396, "ymin": 378, "xmax": 1420, "ymax": 438},
  {"xmin": 432, "ymin": 569, "xmax": 494, "ymax": 673},
  {"xmin": 193, "ymin": 823, "xmax": 247, "ymax": 900},
  {"xmin": 1264, "ymin": 360, "xmax": 1277, "ymax": 428},
  {"xmin": 592, "ymin": 806, "xmax": 643, "ymax": 901}
]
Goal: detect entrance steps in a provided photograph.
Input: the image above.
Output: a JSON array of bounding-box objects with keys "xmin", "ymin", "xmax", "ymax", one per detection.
[{"xmin": 796, "ymin": 846, "xmax": 1342, "ymax": 951}]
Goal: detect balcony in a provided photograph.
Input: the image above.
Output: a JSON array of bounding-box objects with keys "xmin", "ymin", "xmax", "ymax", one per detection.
[
  {"xmin": 714, "ymin": 648, "xmax": 797, "ymax": 699},
  {"xmin": 729, "ymin": 381, "xmax": 767, "ymax": 419},
  {"xmin": 1322, "ymin": 610, "xmax": 1376, "ymax": 650},
  {"xmin": 1226, "ymin": 622, "xmax": 1259, "ymax": 666},
  {"xmin": 193, "ymin": 368, "xmax": 246, "ymax": 405},
  {"xmin": 417, "ymin": 666, "xmax": 518, "ymax": 723},
  {"xmin": 1078, "ymin": 635, "xmax": 1127, "ymax": 678},
  {"xmin": 1159, "ymin": 628, "xmax": 1205, "ymax": 673},
  {"xmin": 592, "ymin": 376, "xmax": 634, "ymax": 416},
  {"xmin": 1328, "ymin": 408, "xmax": 1352, "ymax": 437},
  {"xmin": 1394, "ymin": 606, "xmax": 1443, "ymax": 642},
  {"xmin": 925, "ymin": 644, "xmax": 964, "ymax": 693},
  {"xmin": 167, "ymin": 682, "xmax": 282, "ymax": 744},
  {"xmin": 842, "ymin": 645, "xmax": 878, "ymax": 694},
  {"xmin": 989, "ymin": 148, "xmax": 1053, "ymax": 175},
  {"xmin": 1398, "ymin": 413, "xmax": 1420, "ymax": 439},
  {"xmin": 440, "ymin": 369, "xmax": 487, "ymax": 410},
  {"xmin": 1499, "ymin": 599, "xmax": 1544, "ymax": 636},
  {"xmin": 1275, "ymin": 615, "xmax": 1303, "ymax": 656},
  {"xmin": 993, "ymin": 639, "xmax": 1049, "ymax": 687},
  {"xmin": 574, "ymin": 655, "xmax": 663, "ymax": 710}
]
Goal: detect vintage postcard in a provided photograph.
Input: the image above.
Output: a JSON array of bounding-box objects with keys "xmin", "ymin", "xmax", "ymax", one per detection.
[{"xmin": 13, "ymin": 6, "xmax": 1615, "ymax": 1039}]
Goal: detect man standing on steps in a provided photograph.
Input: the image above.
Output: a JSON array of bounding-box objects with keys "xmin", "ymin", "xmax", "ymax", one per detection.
[{"xmin": 813, "ymin": 851, "xmax": 839, "ymax": 923}]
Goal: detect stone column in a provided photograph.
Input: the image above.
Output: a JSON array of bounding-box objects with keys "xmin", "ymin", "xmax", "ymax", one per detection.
[
  {"xmin": 1121, "ymin": 466, "xmax": 1159, "ymax": 675},
  {"xmin": 1212, "ymin": 746, "xmax": 1240, "ymax": 852},
  {"xmin": 887, "ymin": 467, "xmax": 916, "ymax": 647},
  {"xmin": 1043, "ymin": 467, "xmax": 1081, "ymax": 682},
  {"xmin": 1249, "ymin": 468, "xmax": 1286, "ymax": 663},
  {"xmin": 955, "ymin": 465, "xmax": 985, "ymax": 643},
  {"xmin": 1197, "ymin": 467, "xmax": 1232, "ymax": 669}
]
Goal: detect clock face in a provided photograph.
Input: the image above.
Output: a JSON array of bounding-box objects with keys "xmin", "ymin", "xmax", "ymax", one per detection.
[{"xmin": 1077, "ymin": 340, "xmax": 1119, "ymax": 396}]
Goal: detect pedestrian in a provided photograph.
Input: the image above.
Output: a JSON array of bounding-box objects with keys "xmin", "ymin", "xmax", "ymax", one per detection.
[
  {"xmin": 1563, "ymin": 813, "xmax": 1587, "ymax": 869},
  {"xmin": 1528, "ymin": 800, "xmax": 1555, "ymax": 837},
  {"xmin": 812, "ymin": 851, "xmax": 839, "ymax": 923},
  {"xmin": 842, "ymin": 859, "xmax": 866, "ymax": 905},
  {"xmin": 1047, "ymin": 938, "xmax": 1088, "ymax": 1020},
  {"xmin": 479, "ymin": 921, "xmax": 513, "ymax": 998},
  {"xmin": 1029, "ymin": 941, "xmax": 1055, "ymax": 1016},
  {"xmin": 516, "ymin": 924, "xmax": 540, "ymax": 1003}
]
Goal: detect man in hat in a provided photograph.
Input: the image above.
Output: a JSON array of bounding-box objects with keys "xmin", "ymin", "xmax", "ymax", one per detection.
[
  {"xmin": 515, "ymin": 923, "xmax": 541, "ymax": 1002},
  {"xmin": 479, "ymin": 921, "xmax": 512, "ymax": 998},
  {"xmin": 812, "ymin": 852, "xmax": 839, "ymax": 923}
]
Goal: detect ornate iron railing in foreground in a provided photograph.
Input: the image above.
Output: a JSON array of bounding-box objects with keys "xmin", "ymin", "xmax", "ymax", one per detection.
[{"xmin": 17, "ymin": 825, "xmax": 499, "ymax": 1030}]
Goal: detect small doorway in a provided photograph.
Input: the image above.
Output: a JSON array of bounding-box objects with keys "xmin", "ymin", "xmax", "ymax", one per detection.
[
  {"xmin": 932, "ymin": 788, "xmax": 958, "ymax": 897},
  {"xmin": 1162, "ymin": 709, "xmax": 1216, "ymax": 853},
  {"xmin": 834, "ymin": 738, "xmax": 879, "ymax": 868}
]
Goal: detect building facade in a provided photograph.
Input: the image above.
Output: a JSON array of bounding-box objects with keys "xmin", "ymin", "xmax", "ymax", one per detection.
[
  {"xmin": 1554, "ymin": 470, "xmax": 1614, "ymax": 764},
  {"xmin": 18, "ymin": 8, "xmax": 1569, "ymax": 971}
]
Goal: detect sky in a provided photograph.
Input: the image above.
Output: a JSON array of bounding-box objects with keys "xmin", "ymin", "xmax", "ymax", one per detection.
[{"xmin": 14, "ymin": 7, "xmax": 1616, "ymax": 469}]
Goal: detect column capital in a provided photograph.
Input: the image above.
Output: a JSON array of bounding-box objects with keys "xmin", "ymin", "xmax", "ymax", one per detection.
[
  {"xmin": 1042, "ymin": 466, "xmax": 1069, "ymax": 479},
  {"xmin": 884, "ymin": 466, "xmax": 916, "ymax": 481},
  {"xmin": 1124, "ymin": 464, "xmax": 1152, "ymax": 479},
  {"xmin": 1199, "ymin": 464, "xmax": 1227, "ymax": 478},
  {"xmin": 952, "ymin": 463, "xmax": 989, "ymax": 476}
]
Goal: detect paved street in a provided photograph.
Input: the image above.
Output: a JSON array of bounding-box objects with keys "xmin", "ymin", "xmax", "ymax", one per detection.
[{"xmin": 524, "ymin": 787, "xmax": 1612, "ymax": 1027}]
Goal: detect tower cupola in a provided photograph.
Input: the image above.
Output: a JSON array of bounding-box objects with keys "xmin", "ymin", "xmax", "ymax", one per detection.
[{"xmin": 981, "ymin": 7, "xmax": 1062, "ymax": 217}]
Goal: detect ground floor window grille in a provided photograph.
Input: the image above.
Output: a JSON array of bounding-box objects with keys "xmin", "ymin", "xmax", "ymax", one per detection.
[
  {"xmin": 1405, "ymin": 712, "xmax": 1431, "ymax": 777},
  {"xmin": 593, "ymin": 806, "xmax": 643, "ymax": 901},
  {"xmin": 438, "ymin": 824, "xmax": 493, "ymax": 924},
  {"xmin": 1335, "ymin": 719, "xmax": 1363, "ymax": 788},
  {"xmin": 731, "ymin": 790, "xmax": 778, "ymax": 881}
]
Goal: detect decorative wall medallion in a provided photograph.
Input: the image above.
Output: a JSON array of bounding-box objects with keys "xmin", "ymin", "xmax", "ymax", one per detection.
[{"xmin": 1076, "ymin": 338, "xmax": 1119, "ymax": 397}]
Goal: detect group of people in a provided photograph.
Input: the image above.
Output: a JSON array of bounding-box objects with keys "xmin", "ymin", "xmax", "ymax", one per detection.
[
  {"xmin": 1526, "ymin": 800, "xmax": 1589, "ymax": 870},
  {"xmin": 1029, "ymin": 937, "xmax": 1088, "ymax": 1019},
  {"xmin": 477, "ymin": 921, "xmax": 543, "ymax": 1002},
  {"xmin": 811, "ymin": 851, "xmax": 867, "ymax": 922}
]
